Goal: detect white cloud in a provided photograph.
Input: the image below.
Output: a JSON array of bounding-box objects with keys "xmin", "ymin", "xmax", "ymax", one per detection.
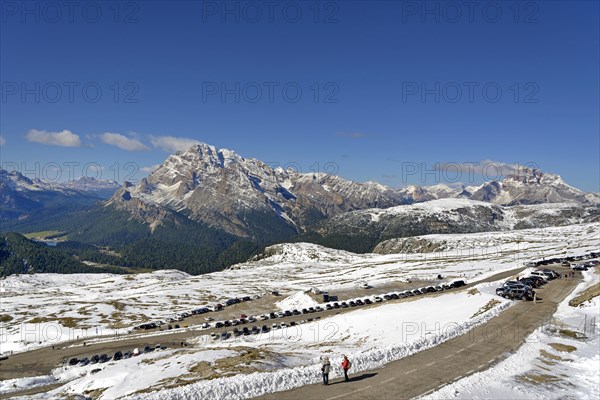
[
  {"xmin": 0, "ymin": 135, "xmax": 5, "ymax": 146},
  {"xmin": 100, "ymin": 132, "xmax": 150, "ymax": 151},
  {"xmin": 150, "ymin": 136, "xmax": 201, "ymax": 153},
  {"xmin": 26, "ymin": 129, "xmax": 83, "ymax": 147},
  {"xmin": 141, "ymin": 164, "xmax": 160, "ymax": 174}
]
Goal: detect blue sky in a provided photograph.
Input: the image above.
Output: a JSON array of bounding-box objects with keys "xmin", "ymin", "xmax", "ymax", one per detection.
[{"xmin": 1, "ymin": 0, "xmax": 598, "ymax": 191}]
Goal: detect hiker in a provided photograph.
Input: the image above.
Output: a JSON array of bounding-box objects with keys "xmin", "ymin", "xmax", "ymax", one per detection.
[
  {"xmin": 341, "ymin": 355, "xmax": 351, "ymax": 382},
  {"xmin": 321, "ymin": 356, "xmax": 331, "ymax": 385}
]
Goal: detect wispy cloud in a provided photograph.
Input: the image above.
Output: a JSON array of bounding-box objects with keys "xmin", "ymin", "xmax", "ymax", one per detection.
[
  {"xmin": 336, "ymin": 131, "xmax": 369, "ymax": 139},
  {"xmin": 0, "ymin": 134, "xmax": 5, "ymax": 146},
  {"xmin": 150, "ymin": 135, "xmax": 201, "ymax": 153},
  {"xmin": 141, "ymin": 164, "xmax": 160, "ymax": 174},
  {"xmin": 100, "ymin": 132, "xmax": 150, "ymax": 151},
  {"xmin": 435, "ymin": 160, "xmax": 535, "ymax": 177},
  {"xmin": 26, "ymin": 129, "xmax": 82, "ymax": 147}
]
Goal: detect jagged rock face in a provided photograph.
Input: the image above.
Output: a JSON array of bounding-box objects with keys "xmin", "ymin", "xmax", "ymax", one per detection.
[
  {"xmin": 106, "ymin": 144, "xmax": 599, "ymax": 239},
  {"xmin": 110, "ymin": 144, "xmax": 410, "ymax": 238}
]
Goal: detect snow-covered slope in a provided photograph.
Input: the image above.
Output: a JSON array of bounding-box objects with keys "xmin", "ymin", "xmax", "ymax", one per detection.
[{"xmin": 308, "ymin": 199, "xmax": 600, "ymax": 252}]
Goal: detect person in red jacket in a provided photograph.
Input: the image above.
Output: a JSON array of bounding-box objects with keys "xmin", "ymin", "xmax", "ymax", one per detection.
[{"xmin": 341, "ymin": 355, "xmax": 351, "ymax": 381}]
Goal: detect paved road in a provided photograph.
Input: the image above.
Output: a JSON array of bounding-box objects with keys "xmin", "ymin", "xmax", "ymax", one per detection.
[
  {"xmin": 258, "ymin": 266, "xmax": 580, "ymax": 400},
  {"xmin": 0, "ymin": 265, "xmax": 529, "ymax": 383}
]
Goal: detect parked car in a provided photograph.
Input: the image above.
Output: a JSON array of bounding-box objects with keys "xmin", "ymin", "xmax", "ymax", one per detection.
[
  {"xmin": 123, "ymin": 352, "xmax": 131, "ymax": 359},
  {"xmin": 503, "ymin": 288, "xmax": 535, "ymax": 301},
  {"xmin": 90, "ymin": 354, "xmax": 100, "ymax": 364},
  {"xmin": 451, "ymin": 280, "xmax": 466, "ymax": 288},
  {"xmin": 113, "ymin": 351, "xmax": 123, "ymax": 361},
  {"xmin": 68, "ymin": 357, "xmax": 79, "ymax": 366},
  {"xmin": 79, "ymin": 357, "xmax": 90, "ymax": 366},
  {"xmin": 99, "ymin": 354, "xmax": 110, "ymax": 363}
]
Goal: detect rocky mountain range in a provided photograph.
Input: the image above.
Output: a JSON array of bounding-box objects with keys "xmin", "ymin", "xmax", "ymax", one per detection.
[
  {"xmin": 0, "ymin": 169, "xmax": 118, "ymax": 221},
  {"xmin": 2, "ymin": 142, "xmax": 599, "ymax": 273},
  {"xmin": 106, "ymin": 143, "xmax": 599, "ymax": 240}
]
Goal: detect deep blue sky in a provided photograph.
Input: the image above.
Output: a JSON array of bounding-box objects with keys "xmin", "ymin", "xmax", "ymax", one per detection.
[{"xmin": 1, "ymin": 0, "xmax": 598, "ymax": 191}]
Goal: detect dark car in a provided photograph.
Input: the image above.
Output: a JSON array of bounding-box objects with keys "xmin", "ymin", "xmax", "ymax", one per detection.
[
  {"xmin": 215, "ymin": 322, "xmax": 224, "ymax": 328},
  {"xmin": 79, "ymin": 357, "xmax": 90, "ymax": 366},
  {"xmin": 144, "ymin": 345, "xmax": 153, "ymax": 353},
  {"xmin": 242, "ymin": 327, "xmax": 250, "ymax": 335},
  {"xmin": 349, "ymin": 301, "xmax": 357, "ymax": 307},
  {"xmin": 69, "ymin": 357, "xmax": 79, "ymax": 366},
  {"xmin": 113, "ymin": 351, "xmax": 123, "ymax": 361},
  {"xmin": 364, "ymin": 298, "xmax": 373, "ymax": 304},
  {"xmin": 355, "ymin": 299, "xmax": 364, "ymax": 305},
  {"xmin": 426, "ymin": 287, "xmax": 436, "ymax": 293},
  {"xmin": 90, "ymin": 354, "xmax": 100, "ymax": 364},
  {"xmin": 261, "ymin": 325, "xmax": 269, "ymax": 333},
  {"xmin": 99, "ymin": 354, "xmax": 111, "ymax": 363},
  {"xmin": 251, "ymin": 326, "xmax": 260, "ymax": 334},
  {"xmin": 269, "ymin": 312, "xmax": 277, "ymax": 319},
  {"xmin": 123, "ymin": 352, "xmax": 131, "ymax": 359},
  {"xmin": 341, "ymin": 302, "xmax": 349, "ymax": 308},
  {"xmin": 221, "ymin": 331, "xmax": 230, "ymax": 340},
  {"xmin": 302, "ymin": 308, "xmax": 309, "ymax": 314},
  {"xmin": 451, "ymin": 280, "xmax": 466, "ymax": 288}
]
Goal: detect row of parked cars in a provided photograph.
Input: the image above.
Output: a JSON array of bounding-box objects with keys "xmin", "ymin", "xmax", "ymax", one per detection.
[
  {"xmin": 495, "ymin": 268, "xmax": 560, "ymax": 300},
  {"xmin": 67, "ymin": 344, "xmax": 167, "ymax": 368},
  {"xmin": 525, "ymin": 252, "xmax": 599, "ymax": 268},
  {"xmin": 133, "ymin": 296, "xmax": 256, "ymax": 331},
  {"xmin": 207, "ymin": 280, "xmax": 468, "ymax": 340},
  {"xmin": 571, "ymin": 260, "xmax": 599, "ymax": 271}
]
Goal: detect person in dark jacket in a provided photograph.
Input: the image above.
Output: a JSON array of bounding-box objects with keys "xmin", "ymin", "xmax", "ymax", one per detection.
[
  {"xmin": 321, "ymin": 355, "xmax": 331, "ymax": 385},
  {"xmin": 341, "ymin": 355, "xmax": 351, "ymax": 381}
]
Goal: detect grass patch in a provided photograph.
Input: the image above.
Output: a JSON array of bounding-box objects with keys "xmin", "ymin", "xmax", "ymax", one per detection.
[
  {"xmin": 107, "ymin": 300, "xmax": 126, "ymax": 312},
  {"xmin": 569, "ymin": 283, "xmax": 600, "ymax": 307},
  {"xmin": 539, "ymin": 349, "xmax": 571, "ymax": 362},
  {"xmin": 516, "ymin": 373, "xmax": 562, "ymax": 385},
  {"xmin": 471, "ymin": 299, "xmax": 501, "ymax": 318},
  {"xmin": 558, "ymin": 329, "xmax": 586, "ymax": 340},
  {"xmin": 29, "ymin": 316, "xmax": 86, "ymax": 328},
  {"xmin": 467, "ymin": 288, "xmax": 480, "ymax": 296},
  {"xmin": 23, "ymin": 230, "xmax": 66, "ymax": 240},
  {"xmin": 0, "ymin": 314, "xmax": 13, "ymax": 323},
  {"xmin": 549, "ymin": 343, "xmax": 577, "ymax": 353}
]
